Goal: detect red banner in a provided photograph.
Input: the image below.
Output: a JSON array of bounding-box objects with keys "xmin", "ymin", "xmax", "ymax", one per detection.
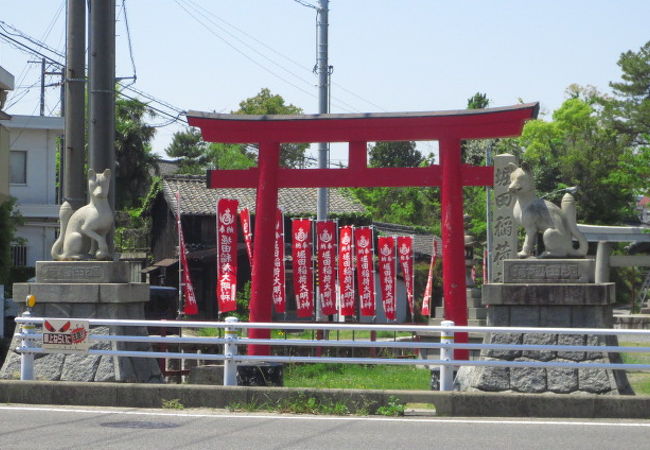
[
  {"xmin": 421, "ymin": 237, "xmax": 441, "ymax": 317},
  {"xmin": 397, "ymin": 236, "xmax": 415, "ymax": 318},
  {"xmin": 338, "ymin": 225, "xmax": 355, "ymax": 316},
  {"xmin": 355, "ymin": 227, "xmax": 376, "ymax": 316},
  {"xmin": 377, "ymin": 236, "xmax": 396, "ymax": 321},
  {"xmin": 239, "ymin": 208, "xmax": 253, "ymax": 263},
  {"xmin": 316, "ymin": 221, "xmax": 337, "ymax": 316},
  {"xmin": 292, "ymin": 219, "xmax": 314, "ymax": 318},
  {"xmin": 176, "ymin": 192, "xmax": 198, "ymax": 315},
  {"xmin": 272, "ymin": 209, "xmax": 286, "ymax": 313},
  {"xmin": 216, "ymin": 198, "xmax": 239, "ymax": 313}
]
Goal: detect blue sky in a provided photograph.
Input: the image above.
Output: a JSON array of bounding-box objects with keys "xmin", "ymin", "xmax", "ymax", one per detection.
[{"xmin": 2, "ymin": 0, "xmax": 649, "ymax": 163}]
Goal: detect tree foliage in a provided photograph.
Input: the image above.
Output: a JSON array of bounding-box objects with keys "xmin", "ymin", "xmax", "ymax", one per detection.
[
  {"xmin": 165, "ymin": 127, "xmax": 208, "ymax": 174},
  {"xmin": 368, "ymin": 141, "xmax": 423, "ymax": 168},
  {"xmin": 165, "ymin": 88, "xmax": 310, "ymax": 171},
  {"xmin": 518, "ymin": 91, "xmax": 638, "ymax": 224},
  {"xmin": 114, "ymin": 96, "xmax": 159, "ymax": 210}
]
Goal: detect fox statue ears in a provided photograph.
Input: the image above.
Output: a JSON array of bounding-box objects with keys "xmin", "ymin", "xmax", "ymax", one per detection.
[
  {"xmin": 87, "ymin": 168, "xmax": 111, "ymax": 179},
  {"xmin": 506, "ymin": 161, "xmax": 532, "ymax": 172}
]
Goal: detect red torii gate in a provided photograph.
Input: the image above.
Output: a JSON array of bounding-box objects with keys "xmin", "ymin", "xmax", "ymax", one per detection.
[{"xmin": 187, "ymin": 103, "xmax": 539, "ymax": 358}]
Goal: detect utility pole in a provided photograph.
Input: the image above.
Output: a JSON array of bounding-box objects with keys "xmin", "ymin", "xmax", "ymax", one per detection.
[
  {"xmin": 316, "ymin": 0, "xmax": 330, "ymax": 223},
  {"xmin": 88, "ymin": 0, "xmax": 116, "ymax": 211},
  {"xmin": 316, "ymin": 0, "xmax": 330, "ymax": 322},
  {"xmin": 63, "ymin": 0, "xmax": 86, "ymax": 210}
]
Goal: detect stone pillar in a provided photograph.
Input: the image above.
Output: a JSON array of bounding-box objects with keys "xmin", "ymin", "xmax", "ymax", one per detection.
[{"xmin": 489, "ymin": 154, "xmax": 518, "ymax": 282}]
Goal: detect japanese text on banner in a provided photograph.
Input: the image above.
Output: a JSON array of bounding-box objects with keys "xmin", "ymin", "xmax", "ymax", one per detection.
[
  {"xmin": 217, "ymin": 198, "xmax": 239, "ymax": 313},
  {"xmin": 292, "ymin": 219, "xmax": 314, "ymax": 318},
  {"xmin": 377, "ymin": 236, "xmax": 396, "ymax": 321},
  {"xmin": 316, "ymin": 221, "xmax": 337, "ymax": 316}
]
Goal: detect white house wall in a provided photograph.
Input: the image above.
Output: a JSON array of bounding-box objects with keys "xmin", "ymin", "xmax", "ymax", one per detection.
[{"xmin": 3, "ymin": 115, "xmax": 63, "ymax": 268}]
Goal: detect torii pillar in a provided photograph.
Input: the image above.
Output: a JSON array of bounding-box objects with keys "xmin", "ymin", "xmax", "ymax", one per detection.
[{"xmin": 188, "ymin": 104, "xmax": 539, "ymax": 358}]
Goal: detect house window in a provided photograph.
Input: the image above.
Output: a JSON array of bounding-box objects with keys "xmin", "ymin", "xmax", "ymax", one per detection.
[
  {"xmin": 10, "ymin": 245, "xmax": 27, "ymax": 267},
  {"xmin": 10, "ymin": 150, "xmax": 27, "ymax": 184}
]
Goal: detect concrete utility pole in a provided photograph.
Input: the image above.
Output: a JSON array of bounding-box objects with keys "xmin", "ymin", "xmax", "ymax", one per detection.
[
  {"xmin": 316, "ymin": 0, "xmax": 329, "ymax": 222},
  {"xmin": 63, "ymin": 0, "xmax": 86, "ymax": 210},
  {"xmin": 88, "ymin": 0, "xmax": 116, "ymax": 210},
  {"xmin": 316, "ymin": 0, "xmax": 330, "ymax": 322}
]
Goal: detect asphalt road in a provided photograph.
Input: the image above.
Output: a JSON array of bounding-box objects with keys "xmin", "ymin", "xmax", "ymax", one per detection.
[{"xmin": 1, "ymin": 404, "xmax": 649, "ymax": 449}]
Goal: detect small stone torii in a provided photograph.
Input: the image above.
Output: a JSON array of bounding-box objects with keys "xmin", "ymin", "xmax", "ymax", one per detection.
[{"xmin": 187, "ymin": 104, "xmax": 539, "ymax": 358}]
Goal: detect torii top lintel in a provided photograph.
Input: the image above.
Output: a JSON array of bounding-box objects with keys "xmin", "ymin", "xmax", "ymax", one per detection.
[{"xmin": 187, "ymin": 102, "xmax": 539, "ymax": 144}]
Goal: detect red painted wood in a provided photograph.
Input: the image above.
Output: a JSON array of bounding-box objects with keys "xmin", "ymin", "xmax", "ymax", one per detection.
[
  {"xmin": 247, "ymin": 141, "xmax": 281, "ymax": 356},
  {"xmin": 207, "ymin": 165, "xmax": 493, "ymax": 189},
  {"xmin": 187, "ymin": 103, "xmax": 538, "ymax": 143},
  {"xmin": 194, "ymin": 104, "xmax": 539, "ymax": 358},
  {"xmin": 440, "ymin": 138, "xmax": 469, "ymax": 360}
]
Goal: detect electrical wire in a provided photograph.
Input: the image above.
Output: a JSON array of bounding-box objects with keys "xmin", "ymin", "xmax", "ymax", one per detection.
[
  {"xmin": 184, "ymin": 0, "xmax": 385, "ymax": 112},
  {"xmin": 120, "ymin": 0, "xmax": 138, "ymax": 83}
]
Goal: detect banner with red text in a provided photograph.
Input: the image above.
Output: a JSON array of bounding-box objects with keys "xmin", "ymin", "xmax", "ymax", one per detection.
[
  {"xmin": 316, "ymin": 221, "xmax": 337, "ymax": 316},
  {"xmin": 272, "ymin": 209, "xmax": 286, "ymax": 313},
  {"xmin": 175, "ymin": 192, "xmax": 198, "ymax": 315},
  {"xmin": 292, "ymin": 219, "xmax": 314, "ymax": 318},
  {"xmin": 421, "ymin": 237, "xmax": 441, "ymax": 317},
  {"xmin": 377, "ymin": 236, "xmax": 396, "ymax": 321},
  {"xmin": 355, "ymin": 227, "xmax": 376, "ymax": 316},
  {"xmin": 216, "ymin": 198, "xmax": 239, "ymax": 313},
  {"xmin": 397, "ymin": 236, "xmax": 415, "ymax": 318},
  {"xmin": 239, "ymin": 208, "xmax": 253, "ymax": 263},
  {"xmin": 338, "ymin": 225, "xmax": 355, "ymax": 316}
]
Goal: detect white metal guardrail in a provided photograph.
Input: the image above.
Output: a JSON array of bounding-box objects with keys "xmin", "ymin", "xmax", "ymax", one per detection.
[{"xmin": 14, "ymin": 314, "xmax": 650, "ymax": 391}]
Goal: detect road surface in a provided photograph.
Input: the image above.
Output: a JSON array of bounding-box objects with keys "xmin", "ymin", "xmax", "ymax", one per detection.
[{"xmin": 1, "ymin": 404, "xmax": 649, "ymax": 449}]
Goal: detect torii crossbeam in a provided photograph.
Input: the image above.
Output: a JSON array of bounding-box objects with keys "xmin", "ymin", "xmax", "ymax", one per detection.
[{"xmin": 188, "ymin": 103, "xmax": 539, "ymax": 358}]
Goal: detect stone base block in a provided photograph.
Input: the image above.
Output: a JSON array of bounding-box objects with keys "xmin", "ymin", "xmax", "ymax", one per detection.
[
  {"xmin": 482, "ymin": 283, "xmax": 615, "ymax": 306},
  {"xmin": 36, "ymin": 261, "xmax": 131, "ymax": 283},
  {"xmin": 13, "ymin": 282, "xmax": 149, "ymax": 304},
  {"xmin": 503, "ymin": 259, "xmax": 595, "ymax": 284}
]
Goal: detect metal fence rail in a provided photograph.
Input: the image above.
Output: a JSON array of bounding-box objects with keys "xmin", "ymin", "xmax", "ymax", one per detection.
[{"xmin": 14, "ymin": 315, "xmax": 650, "ymax": 391}]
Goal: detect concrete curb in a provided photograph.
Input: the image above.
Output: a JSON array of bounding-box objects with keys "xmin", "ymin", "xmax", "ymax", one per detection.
[{"xmin": 1, "ymin": 381, "xmax": 649, "ymax": 419}]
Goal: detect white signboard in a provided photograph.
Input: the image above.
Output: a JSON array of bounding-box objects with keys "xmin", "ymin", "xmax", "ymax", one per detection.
[{"xmin": 42, "ymin": 319, "xmax": 90, "ymax": 351}]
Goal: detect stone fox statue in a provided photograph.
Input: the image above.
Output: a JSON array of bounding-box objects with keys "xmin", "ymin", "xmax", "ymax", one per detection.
[
  {"xmin": 507, "ymin": 162, "xmax": 587, "ymax": 258},
  {"xmin": 51, "ymin": 169, "xmax": 114, "ymax": 261}
]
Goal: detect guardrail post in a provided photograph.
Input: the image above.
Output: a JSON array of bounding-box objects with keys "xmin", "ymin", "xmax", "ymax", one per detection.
[
  {"xmin": 440, "ymin": 320, "xmax": 455, "ymax": 391},
  {"xmin": 19, "ymin": 309, "xmax": 35, "ymax": 381},
  {"xmin": 223, "ymin": 317, "xmax": 239, "ymax": 386}
]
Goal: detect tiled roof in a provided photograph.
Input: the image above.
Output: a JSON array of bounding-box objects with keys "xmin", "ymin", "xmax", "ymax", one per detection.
[
  {"xmin": 161, "ymin": 174, "xmax": 367, "ymax": 217},
  {"xmin": 373, "ymin": 222, "xmax": 441, "ymax": 258}
]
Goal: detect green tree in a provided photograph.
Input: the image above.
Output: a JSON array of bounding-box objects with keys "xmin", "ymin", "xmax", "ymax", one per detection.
[
  {"xmin": 165, "ymin": 89, "xmax": 310, "ymax": 171},
  {"xmin": 606, "ymin": 40, "xmax": 650, "ymax": 147},
  {"xmin": 115, "ymin": 96, "xmax": 159, "ymax": 210},
  {"xmin": 350, "ymin": 141, "xmax": 439, "ymax": 229},
  {"xmin": 518, "ymin": 92, "xmax": 636, "ymax": 224},
  {"xmin": 235, "ymin": 88, "xmax": 310, "ymax": 168},
  {"xmin": 368, "ymin": 141, "xmax": 423, "ymax": 168},
  {"xmin": 165, "ymin": 127, "xmax": 209, "ymax": 174}
]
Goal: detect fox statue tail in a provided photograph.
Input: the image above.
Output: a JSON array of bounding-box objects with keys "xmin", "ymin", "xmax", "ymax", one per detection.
[
  {"xmin": 50, "ymin": 201, "xmax": 74, "ymax": 260},
  {"xmin": 561, "ymin": 193, "xmax": 588, "ymax": 257}
]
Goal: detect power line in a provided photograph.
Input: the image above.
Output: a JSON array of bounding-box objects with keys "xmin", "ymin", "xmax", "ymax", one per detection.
[
  {"xmin": 177, "ymin": 0, "xmax": 360, "ymax": 113},
  {"xmin": 185, "ymin": 0, "xmax": 386, "ymax": 112}
]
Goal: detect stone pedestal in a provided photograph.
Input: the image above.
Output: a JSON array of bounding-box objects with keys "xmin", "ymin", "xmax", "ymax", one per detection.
[
  {"xmin": 456, "ymin": 259, "xmax": 633, "ymax": 395},
  {"xmin": 0, "ymin": 261, "xmax": 162, "ymax": 383}
]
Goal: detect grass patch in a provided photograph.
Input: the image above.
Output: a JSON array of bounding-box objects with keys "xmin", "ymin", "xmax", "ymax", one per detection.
[
  {"xmin": 161, "ymin": 398, "xmax": 184, "ymax": 409},
  {"xmin": 284, "ymin": 363, "xmax": 430, "ymax": 390},
  {"xmin": 228, "ymin": 394, "xmax": 351, "ymax": 415},
  {"xmin": 620, "ymin": 342, "xmax": 650, "ymax": 395}
]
